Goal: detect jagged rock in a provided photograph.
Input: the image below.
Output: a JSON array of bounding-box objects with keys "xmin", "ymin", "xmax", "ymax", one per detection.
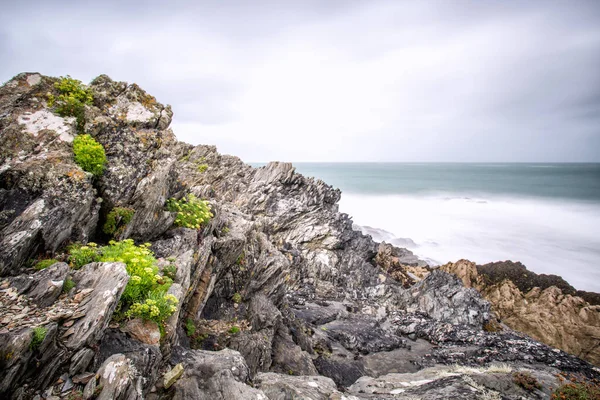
[
  {"xmin": 348, "ymin": 364, "xmax": 559, "ymax": 399},
  {"xmin": 65, "ymin": 262, "xmax": 129, "ymax": 350},
  {"xmin": 95, "ymin": 354, "xmax": 137, "ymax": 400},
  {"xmin": 69, "ymin": 348, "xmax": 95, "ymax": 376},
  {"xmin": 398, "ymin": 270, "xmax": 491, "ymax": 328},
  {"xmin": 95, "ymin": 329, "xmax": 162, "ymax": 394},
  {"xmin": 374, "ymin": 242, "xmax": 430, "ymax": 287},
  {"xmin": 1, "ymin": 74, "xmax": 599, "ymax": 400},
  {"xmin": 270, "ymin": 329, "xmax": 319, "ymax": 376},
  {"xmin": 0, "ymin": 74, "xmax": 101, "ymax": 275},
  {"xmin": 170, "ymin": 347, "xmax": 267, "ymax": 399},
  {"xmin": 442, "ymin": 259, "xmax": 600, "ymax": 366},
  {"xmin": 11, "ymin": 262, "xmax": 68, "ymax": 307},
  {"xmin": 255, "ymin": 372, "xmax": 352, "ymax": 400}
]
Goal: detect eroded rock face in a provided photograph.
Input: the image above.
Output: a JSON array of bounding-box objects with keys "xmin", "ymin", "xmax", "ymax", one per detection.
[
  {"xmin": 170, "ymin": 347, "xmax": 267, "ymax": 400},
  {"xmin": 1, "ymin": 73, "xmax": 599, "ymax": 399},
  {"xmin": 442, "ymin": 259, "xmax": 600, "ymax": 366}
]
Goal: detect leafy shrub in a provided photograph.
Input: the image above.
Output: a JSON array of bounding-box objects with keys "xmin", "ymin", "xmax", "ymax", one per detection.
[
  {"xmin": 232, "ymin": 293, "xmax": 242, "ymax": 304},
  {"xmin": 166, "ymin": 194, "xmax": 213, "ymax": 229},
  {"xmin": 63, "ymin": 277, "xmax": 75, "ymax": 293},
  {"xmin": 48, "ymin": 76, "xmax": 94, "ymax": 131},
  {"xmin": 185, "ymin": 318, "xmax": 196, "ymax": 337},
  {"xmin": 30, "ymin": 326, "xmax": 47, "ymax": 350},
  {"xmin": 67, "ymin": 240, "xmax": 178, "ymax": 325},
  {"xmin": 228, "ymin": 326, "xmax": 240, "ymax": 335},
  {"xmin": 103, "ymin": 207, "xmax": 135, "ymax": 237},
  {"xmin": 513, "ymin": 372, "xmax": 541, "ymax": 392},
  {"xmin": 68, "ymin": 242, "xmax": 101, "ymax": 269},
  {"xmin": 125, "ymin": 292, "xmax": 178, "ymax": 322},
  {"xmin": 73, "ymin": 134, "xmax": 106, "ymax": 177},
  {"xmin": 34, "ymin": 258, "xmax": 59, "ymax": 270},
  {"xmin": 99, "ymin": 240, "xmax": 168, "ymax": 304},
  {"xmin": 552, "ymin": 374, "xmax": 600, "ymax": 399}
]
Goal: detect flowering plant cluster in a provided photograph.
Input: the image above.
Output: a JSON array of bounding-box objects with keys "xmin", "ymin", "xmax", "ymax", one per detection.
[
  {"xmin": 68, "ymin": 239, "xmax": 178, "ymax": 325},
  {"xmin": 166, "ymin": 194, "xmax": 213, "ymax": 229}
]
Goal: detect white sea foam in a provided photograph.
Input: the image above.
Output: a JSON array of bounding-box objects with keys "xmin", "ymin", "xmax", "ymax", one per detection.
[{"xmin": 340, "ymin": 193, "xmax": 600, "ymax": 291}]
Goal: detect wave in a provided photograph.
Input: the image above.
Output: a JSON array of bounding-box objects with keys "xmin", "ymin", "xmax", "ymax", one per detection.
[{"xmin": 341, "ymin": 192, "xmax": 600, "ymax": 292}]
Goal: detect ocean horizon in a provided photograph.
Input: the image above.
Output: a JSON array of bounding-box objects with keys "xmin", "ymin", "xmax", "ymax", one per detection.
[{"xmin": 252, "ymin": 162, "xmax": 600, "ymax": 292}]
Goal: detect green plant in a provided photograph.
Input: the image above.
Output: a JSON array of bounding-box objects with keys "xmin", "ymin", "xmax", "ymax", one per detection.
[
  {"xmin": 103, "ymin": 207, "xmax": 135, "ymax": 237},
  {"xmin": 99, "ymin": 240, "xmax": 168, "ymax": 303},
  {"xmin": 513, "ymin": 372, "xmax": 541, "ymax": 392},
  {"xmin": 34, "ymin": 258, "xmax": 59, "ymax": 270},
  {"xmin": 232, "ymin": 293, "xmax": 242, "ymax": 304},
  {"xmin": 66, "ymin": 240, "xmax": 178, "ymax": 325},
  {"xmin": 185, "ymin": 318, "xmax": 196, "ymax": 337},
  {"xmin": 228, "ymin": 326, "xmax": 240, "ymax": 335},
  {"xmin": 29, "ymin": 326, "xmax": 47, "ymax": 350},
  {"xmin": 552, "ymin": 374, "xmax": 600, "ymax": 399},
  {"xmin": 63, "ymin": 277, "xmax": 75, "ymax": 293},
  {"xmin": 65, "ymin": 390, "xmax": 84, "ymax": 400},
  {"xmin": 125, "ymin": 291, "xmax": 178, "ymax": 323},
  {"xmin": 197, "ymin": 163, "xmax": 208, "ymax": 173},
  {"xmin": 166, "ymin": 194, "xmax": 213, "ymax": 229},
  {"xmin": 47, "ymin": 76, "xmax": 94, "ymax": 131},
  {"xmin": 68, "ymin": 242, "xmax": 101, "ymax": 269},
  {"xmin": 162, "ymin": 262, "xmax": 177, "ymax": 281},
  {"xmin": 73, "ymin": 134, "xmax": 106, "ymax": 176}
]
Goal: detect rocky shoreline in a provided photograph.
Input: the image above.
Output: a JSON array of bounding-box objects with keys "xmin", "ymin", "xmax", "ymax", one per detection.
[{"xmin": 1, "ymin": 73, "xmax": 599, "ymax": 399}]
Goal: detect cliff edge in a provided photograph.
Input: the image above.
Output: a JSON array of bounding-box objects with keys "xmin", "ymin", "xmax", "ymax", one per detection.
[{"xmin": 0, "ymin": 73, "xmax": 598, "ymax": 400}]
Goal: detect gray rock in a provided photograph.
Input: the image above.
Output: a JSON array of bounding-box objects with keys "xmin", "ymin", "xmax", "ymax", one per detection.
[
  {"xmin": 11, "ymin": 262, "xmax": 68, "ymax": 307},
  {"xmin": 95, "ymin": 354, "xmax": 136, "ymax": 400},
  {"xmin": 170, "ymin": 347, "xmax": 267, "ymax": 399},
  {"xmin": 69, "ymin": 348, "xmax": 95, "ymax": 376},
  {"xmin": 397, "ymin": 270, "xmax": 491, "ymax": 328},
  {"xmin": 65, "ymin": 262, "xmax": 129, "ymax": 350},
  {"xmin": 255, "ymin": 372, "xmax": 353, "ymax": 400}
]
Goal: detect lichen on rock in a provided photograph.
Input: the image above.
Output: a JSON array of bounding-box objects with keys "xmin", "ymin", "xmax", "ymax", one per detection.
[{"xmin": 1, "ymin": 73, "xmax": 599, "ymax": 400}]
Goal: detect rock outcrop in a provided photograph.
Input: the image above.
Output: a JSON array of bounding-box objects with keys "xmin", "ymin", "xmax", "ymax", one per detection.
[
  {"xmin": 442, "ymin": 259, "xmax": 600, "ymax": 367},
  {"xmin": 1, "ymin": 73, "xmax": 599, "ymax": 399}
]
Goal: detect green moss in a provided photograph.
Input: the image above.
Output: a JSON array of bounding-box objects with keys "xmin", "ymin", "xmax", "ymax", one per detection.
[
  {"xmin": 34, "ymin": 258, "xmax": 59, "ymax": 270},
  {"xmin": 48, "ymin": 76, "xmax": 94, "ymax": 132},
  {"xmin": 29, "ymin": 326, "xmax": 47, "ymax": 350},
  {"xmin": 73, "ymin": 134, "xmax": 106, "ymax": 177},
  {"xmin": 62, "ymin": 277, "xmax": 75, "ymax": 293},
  {"xmin": 185, "ymin": 318, "xmax": 196, "ymax": 336},
  {"xmin": 228, "ymin": 326, "xmax": 240, "ymax": 335},
  {"xmin": 197, "ymin": 163, "xmax": 208, "ymax": 173},
  {"xmin": 232, "ymin": 293, "xmax": 242, "ymax": 304},
  {"xmin": 103, "ymin": 207, "xmax": 135, "ymax": 237}
]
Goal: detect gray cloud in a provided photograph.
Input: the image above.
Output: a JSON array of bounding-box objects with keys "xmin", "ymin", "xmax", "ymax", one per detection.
[{"xmin": 1, "ymin": 1, "xmax": 599, "ymax": 162}]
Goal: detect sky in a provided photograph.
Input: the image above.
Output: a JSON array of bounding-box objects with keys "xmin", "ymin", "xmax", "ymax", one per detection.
[{"xmin": 1, "ymin": 0, "xmax": 600, "ymax": 162}]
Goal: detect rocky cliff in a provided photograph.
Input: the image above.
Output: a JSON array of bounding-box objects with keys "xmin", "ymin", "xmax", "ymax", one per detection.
[
  {"xmin": 0, "ymin": 73, "xmax": 599, "ymax": 400},
  {"xmin": 441, "ymin": 259, "xmax": 600, "ymax": 367}
]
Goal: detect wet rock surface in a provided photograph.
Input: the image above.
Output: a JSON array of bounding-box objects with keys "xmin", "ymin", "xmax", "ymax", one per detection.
[{"xmin": 0, "ymin": 73, "xmax": 599, "ymax": 399}]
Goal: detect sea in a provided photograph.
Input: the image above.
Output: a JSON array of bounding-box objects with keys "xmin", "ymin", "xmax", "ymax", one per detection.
[{"xmin": 256, "ymin": 162, "xmax": 600, "ymax": 292}]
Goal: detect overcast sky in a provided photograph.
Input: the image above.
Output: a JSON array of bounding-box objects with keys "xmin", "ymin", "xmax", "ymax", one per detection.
[{"xmin": 1, "ymin": 0, "xmax": 600, "ymax": 162}]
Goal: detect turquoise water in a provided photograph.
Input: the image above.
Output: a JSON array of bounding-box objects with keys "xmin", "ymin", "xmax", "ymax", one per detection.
[
  {"xmin": 292, "ymin": 163, "xmax": 600, "ymax": 202},
  {"xmin": 255, "ymin": 162, "xmax": 600, "ymax": 291}
]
